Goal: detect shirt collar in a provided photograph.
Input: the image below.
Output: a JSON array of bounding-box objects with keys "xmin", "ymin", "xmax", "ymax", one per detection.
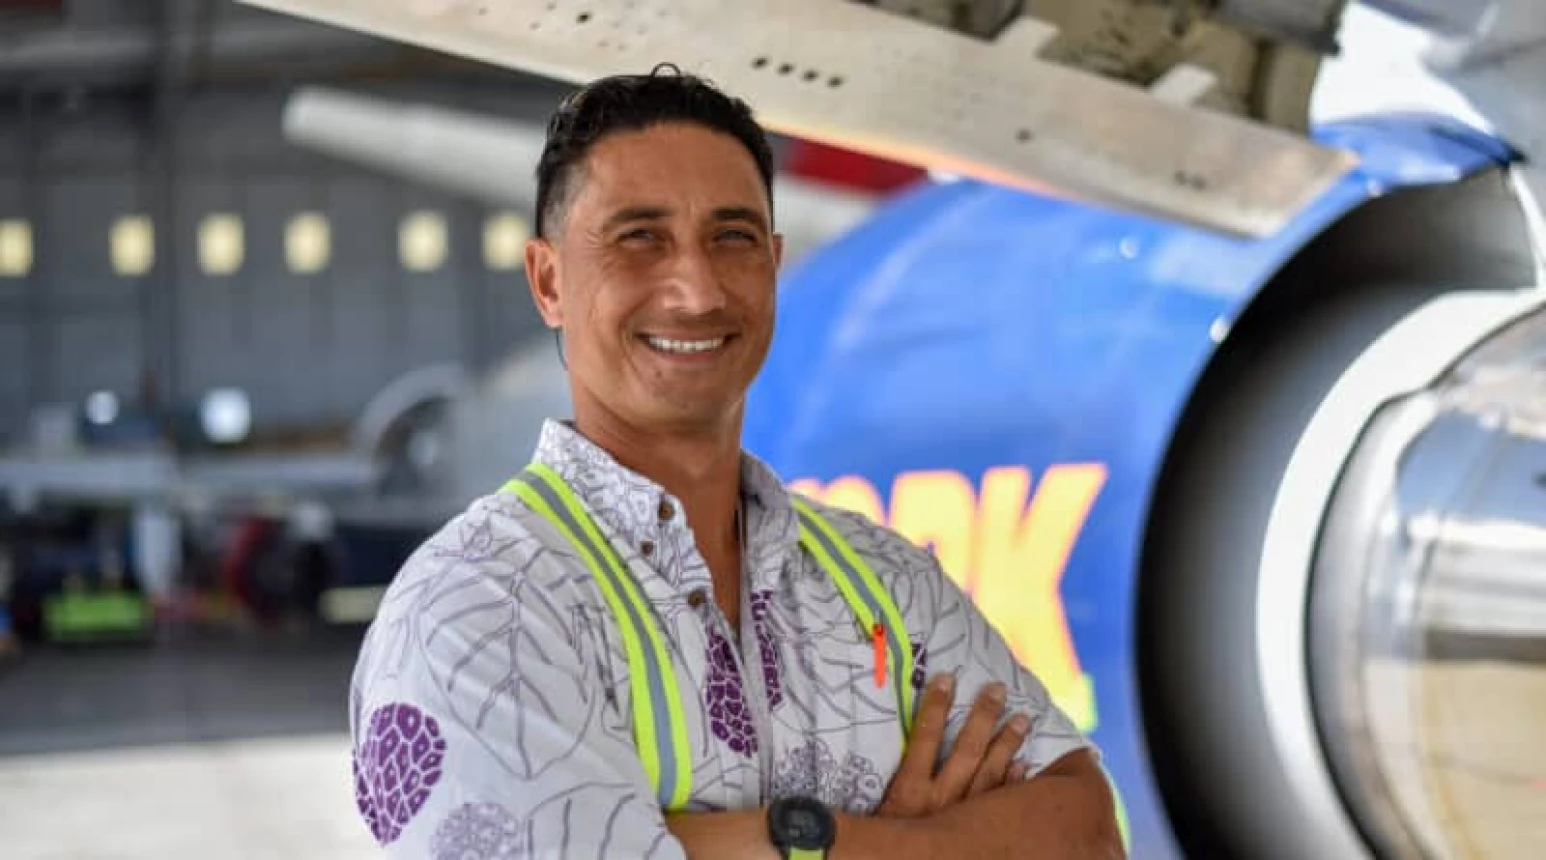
[{"xmin": 531, "ymin": 419, "xmax": 800, "ymax": 588}]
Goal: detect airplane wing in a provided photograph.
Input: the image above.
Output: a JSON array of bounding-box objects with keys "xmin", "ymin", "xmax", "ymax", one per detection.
[{"xmin": 238, "ymin": 0, "xmax": 1362, "ymax": 238}]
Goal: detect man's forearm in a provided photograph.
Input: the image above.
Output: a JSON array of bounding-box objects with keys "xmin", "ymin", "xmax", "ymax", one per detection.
[
  {"xmin": 665, "ymin": 751, "xmax": 1122, "ymax": 860},
  {"xmin": 665, "ymin": 809, "xmax": 776, "ymax": 860},
  {"xmin": 886, "ymin": 751, "xmax": 1124, "ymax": 860}
]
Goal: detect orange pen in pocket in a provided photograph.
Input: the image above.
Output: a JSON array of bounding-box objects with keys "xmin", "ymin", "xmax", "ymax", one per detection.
[{"xmin": 872, "ymin": 623, "xmax": 887, "ymax": 688}]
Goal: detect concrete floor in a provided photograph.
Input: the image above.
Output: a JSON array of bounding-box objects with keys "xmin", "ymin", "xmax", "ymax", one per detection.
[
  {"xmin": 3, "ymin": 630, "xmax": 1540, "ymax": 858},
  {"xmin": 0, "ymin": 630, "xmax": 377, "ymax": 859}
]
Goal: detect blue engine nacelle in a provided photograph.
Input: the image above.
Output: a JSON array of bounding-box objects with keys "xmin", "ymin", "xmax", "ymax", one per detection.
[{"xmin": 745, "ymin": 114, "xmax": 1545, "ymax": 858}]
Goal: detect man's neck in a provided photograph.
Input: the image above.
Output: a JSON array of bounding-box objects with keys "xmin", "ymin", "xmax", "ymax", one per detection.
[{"xmin": 571, "ymin": 405, "xmax": 745, "ymax": 552}]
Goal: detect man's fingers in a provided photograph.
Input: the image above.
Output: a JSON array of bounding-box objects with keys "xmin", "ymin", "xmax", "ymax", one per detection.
[
  {"xmin": 878, "ymin": 673, "xmax": 958, "ymax": 818},
  {"xmin": 898, "ymin": 673, "xmax": 955, "ymax": 781},
  {"xmin": 967, "ymin": 712, "xmax": 1031, "ymax": 797},
  {"xmin": 934, "ymin": 682, "xmax": 1007, "ymax": 801}
]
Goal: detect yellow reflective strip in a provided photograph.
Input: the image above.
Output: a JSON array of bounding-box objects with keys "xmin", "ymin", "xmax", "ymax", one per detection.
[
  {"xmin": 523, "ymin": 464, "xmax": 693, "ymax": 809},
  {"xmin": 505, "ymin": 477, "xmax": 666, "ymax": 794},
  {"xmin": 799, "ymin": 514, "xmax": 910, "ymax": 731},
  {"xmin": 793, "ymin": 498, "xmax": 916, "ymax": 732},
  {"xmin": 795, "ymin": 519, "xmax": 877, "ymax": 634}
]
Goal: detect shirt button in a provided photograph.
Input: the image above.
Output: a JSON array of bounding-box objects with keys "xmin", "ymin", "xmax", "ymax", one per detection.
[
  {"xmin": 658, "ymin": 500, "xmax": 676, "ymax": 522},
  {"xmin": 687, "ymin": 590, "xmax": 707, "ymax": 608},
  {"xmin": 640, "ymin": 540, "xmax": 655, "ymax": 557}
]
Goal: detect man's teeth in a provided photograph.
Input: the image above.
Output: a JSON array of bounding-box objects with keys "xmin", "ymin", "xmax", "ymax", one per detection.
[{"xmin": 646, "ymin": 336, "xmax": 726, "ymax": 354}]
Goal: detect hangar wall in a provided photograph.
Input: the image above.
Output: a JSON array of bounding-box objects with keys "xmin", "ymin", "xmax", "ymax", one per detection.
[{"xmin": 0, "ymin": 82, "xmax": 563, "ymax": 445}]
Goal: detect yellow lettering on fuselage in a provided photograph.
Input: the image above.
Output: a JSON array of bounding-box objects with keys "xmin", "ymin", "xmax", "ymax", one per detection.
[
  {"xmin": 791, "ymin": 464, "xmax": 1107, "ymax": 733},
  {"xmin": 888, "ymin": 470, "xmax": 978, "ymax": 591},
  {"xmin": 791, "ymin": 475, "xmax": 886, "ymax": 524}
]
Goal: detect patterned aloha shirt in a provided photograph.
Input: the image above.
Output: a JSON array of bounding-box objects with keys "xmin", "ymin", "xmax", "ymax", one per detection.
[{"xmin": 349, "ymin": 419, "xmax": 1093, "ymax": 857}]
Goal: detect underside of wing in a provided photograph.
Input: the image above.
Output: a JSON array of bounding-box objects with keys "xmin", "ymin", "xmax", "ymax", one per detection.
[{"xmin": 240, "ymin": 0, "xmax": 1361, "ymax": 237}]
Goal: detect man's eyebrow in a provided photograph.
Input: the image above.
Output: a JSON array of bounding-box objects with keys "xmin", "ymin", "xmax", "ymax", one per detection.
[
  {"xmin": 600, "ymin": 206, "xmax": 670, "ymax": 233},
  {"xmin": 713, "ymin": 207, "xmax": 769, "ymax": 231}
]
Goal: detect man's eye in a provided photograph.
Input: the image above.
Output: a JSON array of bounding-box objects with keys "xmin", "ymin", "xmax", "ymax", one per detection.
[
  {"xmin": 718, "ymin": 229, "xmax": 758, "ymax": 244},
  {"xmin": 619, "ymin": 228, "xmax": 657, "ymax": 243}
]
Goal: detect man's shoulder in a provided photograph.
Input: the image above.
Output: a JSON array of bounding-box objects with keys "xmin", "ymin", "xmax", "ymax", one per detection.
[
  {"xmin": 376, "ymin": 489, "xmax": 577, "ymax": 620},
  {"xmin": 786, "ymin": 490, "xmax": 937, "ymax": 580},
  {"xmin": 404, "ymin": 489, "xmax": 543, "ymax": 565},
  {"xmin": 356, "ymin": 490, "xmax": 597, "ymax": 698}
]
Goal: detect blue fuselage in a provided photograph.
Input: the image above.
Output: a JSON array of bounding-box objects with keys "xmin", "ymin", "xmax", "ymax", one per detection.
[{"xmin": 744, "ymin": 114, "xmax": 1514, "ymax": 855}]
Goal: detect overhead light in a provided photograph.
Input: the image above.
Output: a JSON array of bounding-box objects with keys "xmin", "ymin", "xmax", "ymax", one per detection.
[
  {"xmin": 286, "ymin": 212, "xmax": 331, "ymax": 273},
  {"xmin": 483, "ymin": 212, "xmax": 530, "ymax": 271},
  {"xmin": 201, "ymin": 388, "xmax": 252, "ymax": 444},
  {"xmin": 84, "ymin": 391, "xmax": 120, "ymax": 426},
  {"xmin": 111, "ymin": 215, "xmax": 155, "ymax": 276},
  {"xmin": 0, "ymin": 219, "xmax": 32, "ymax": 277},
  {"xmin": 400, "ymin": 211, "xmax": 447, "ymax": 272},
  {"xmin": 199, "ymin": 214, "xmax": 245, "ymax": 276}
]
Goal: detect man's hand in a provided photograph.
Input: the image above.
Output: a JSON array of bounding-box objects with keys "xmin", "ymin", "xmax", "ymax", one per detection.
[
  {"xmin": 666, "ymin": 676, "xmax": 1115, "ymax": 860},
  {"xmin": 876, "ymin": 673, "xmax": 1032, "ymax": 818}
]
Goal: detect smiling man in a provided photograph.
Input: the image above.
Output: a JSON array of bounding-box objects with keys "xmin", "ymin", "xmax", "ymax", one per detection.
[{"xmin": 348, "ymin": 65, "xmax": 1122, "ymax": 859}]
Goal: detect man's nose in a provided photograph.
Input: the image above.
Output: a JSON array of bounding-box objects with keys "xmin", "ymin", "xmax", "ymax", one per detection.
[{"xmin": 661, "ymin": 245, "xmax": 728, "ymax": 314}]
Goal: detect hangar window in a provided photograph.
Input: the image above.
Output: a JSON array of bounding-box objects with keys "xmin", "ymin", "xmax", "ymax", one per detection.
[
  {"xmin": 0, "ymin": 218, "xmax": 33, "ymax": 277},
  {"xmin": 111, "ymin": 215, "xmax": 155, "ymax": 276},
  {"xmin": 286, "ymin": 212, "xmax": 331, "ymax": 274},
  {"xmin": 400, "ymin": 210, "xmax": 448, "ymax": 273},
  {"xmin": 483, "ymin": 212, "xmax": 530, "ymax": 271},
  {"xmin": 198, "ymin": 213, "xmax": 245, "ymax": 276}
]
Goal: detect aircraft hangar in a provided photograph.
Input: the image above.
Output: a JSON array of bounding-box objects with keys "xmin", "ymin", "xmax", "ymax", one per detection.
[
  {"xmin": 0, "ymin": 5, "xmax": 576, "ymax": 856},
  {"xmin": 1, "ymin": 2, "xmax": 1543, "ymax": 859}
]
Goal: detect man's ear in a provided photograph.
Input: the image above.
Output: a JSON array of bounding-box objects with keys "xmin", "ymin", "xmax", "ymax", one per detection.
[
  {"xmin": 771, "ymin": 232, "xmax": 785, "ymax": 270},
  {"xmin": 525, "ymin": 237, "xmax": 563, "ymax": 328}
]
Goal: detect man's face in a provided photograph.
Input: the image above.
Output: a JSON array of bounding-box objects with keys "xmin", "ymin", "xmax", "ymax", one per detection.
[{"xmin": 526, "ymin": 122, "xmax": 782, "ymax": 436}]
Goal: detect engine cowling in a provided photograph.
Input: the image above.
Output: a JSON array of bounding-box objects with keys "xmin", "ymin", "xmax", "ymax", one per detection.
[{"xmin": 1141, "ymin": 163, "xmax": 1543, "ymax": 858}]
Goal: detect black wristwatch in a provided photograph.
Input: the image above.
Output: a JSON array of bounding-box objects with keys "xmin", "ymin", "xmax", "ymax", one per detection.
[{"xmin": 767, "ymin": 795, "xmax": 837, "ymax": 859}]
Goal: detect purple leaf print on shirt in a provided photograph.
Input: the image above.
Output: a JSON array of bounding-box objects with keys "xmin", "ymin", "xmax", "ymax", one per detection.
[
  {"xmin": 431, "ymin": 802, "xmax": 526, "ymax": 859},
  {"xmin": 911, "ymin": 641, "xmax": 928, "ymax": 694},
  {"xmin": 772, "ymin": 736, "xmax": 887, "ymax": 812},
  {"xmin": 353, "ymin": 702, "xmax": 447, "ymax": 845},
  {"xmin": 705, "ymin": 629, "xmax": 759, "ymax": 757},
  {"xmin": 750, "ymin": 590, "xmax": 784, "ymax": 709}
]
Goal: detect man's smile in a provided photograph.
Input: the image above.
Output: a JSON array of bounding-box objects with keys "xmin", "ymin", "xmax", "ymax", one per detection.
[{"xmin": 639, "ymin": 333, "xmax": 738, "ymax": 358}]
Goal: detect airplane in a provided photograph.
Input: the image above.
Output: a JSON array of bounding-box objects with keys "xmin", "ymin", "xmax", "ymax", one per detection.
[{"xmin": 233, "ymin": 0, "xmax": 1546, "ymax": 858}]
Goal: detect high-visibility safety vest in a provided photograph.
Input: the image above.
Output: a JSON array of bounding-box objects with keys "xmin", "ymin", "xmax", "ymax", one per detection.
[{"xmin": 504, "ymin": 462, "xmax": 916, "ymax": 810}]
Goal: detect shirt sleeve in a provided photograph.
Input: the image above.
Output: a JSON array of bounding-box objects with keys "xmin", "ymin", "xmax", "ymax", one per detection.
[
  {"xmin": 920, "ymin": 558, "xmax": 1096, "ymax": 778},
  {"xmin": 349, "ymin": 535, "xmax": 688, "ymax": 859}
]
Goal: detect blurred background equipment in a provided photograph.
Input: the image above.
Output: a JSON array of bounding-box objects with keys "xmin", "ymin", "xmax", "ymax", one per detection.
[{"xmin": 0, "ymin": 0, "xmax": 1544, "ymax": 858}]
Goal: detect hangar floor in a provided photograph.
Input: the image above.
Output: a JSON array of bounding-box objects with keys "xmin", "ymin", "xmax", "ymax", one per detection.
[
  {"xmin": 0, "ymin": 630, "xmax": 377, "ymax": 859},
  {"xmin": 4, "ymin": 629, "xmax": 1543, "ymax": 858}
]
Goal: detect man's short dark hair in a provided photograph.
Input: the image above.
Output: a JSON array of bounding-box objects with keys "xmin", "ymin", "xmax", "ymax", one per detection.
[{"xmin": 533, "ymin": 64, "xmax": 776, "ymax": 239}]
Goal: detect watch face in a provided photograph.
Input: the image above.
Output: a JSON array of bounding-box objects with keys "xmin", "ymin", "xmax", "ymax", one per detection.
[
  {"xmin": 772, "ymin": 796, "xmax": 835, "ymax": 849},
  {"xmin": 787, "ymin": 809, "xmax": 821, "ymax": 842}
]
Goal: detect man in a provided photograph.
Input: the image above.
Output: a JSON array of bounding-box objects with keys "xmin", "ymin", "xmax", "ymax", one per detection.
[{"xmin": 349, "ymin": 66, "xmax": 1123, "ymax": 859}]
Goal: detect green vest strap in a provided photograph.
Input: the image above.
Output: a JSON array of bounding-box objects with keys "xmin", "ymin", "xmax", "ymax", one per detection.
[
  {"xmin": 503, "ymin": 467, "xmax": 916, "ymax": 810},
  {"xmin": 502, "ymin": 464, "xmax": 693, "ymax": 811},
  {"xmin": 790, "ymin": 496, "xmax": 916, "ymax": 738}
]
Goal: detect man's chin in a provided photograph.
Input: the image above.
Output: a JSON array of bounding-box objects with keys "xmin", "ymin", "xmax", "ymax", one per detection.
[{"xmin": 632, "ymin": 393, "xmax": 745, "ymax": 434}]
